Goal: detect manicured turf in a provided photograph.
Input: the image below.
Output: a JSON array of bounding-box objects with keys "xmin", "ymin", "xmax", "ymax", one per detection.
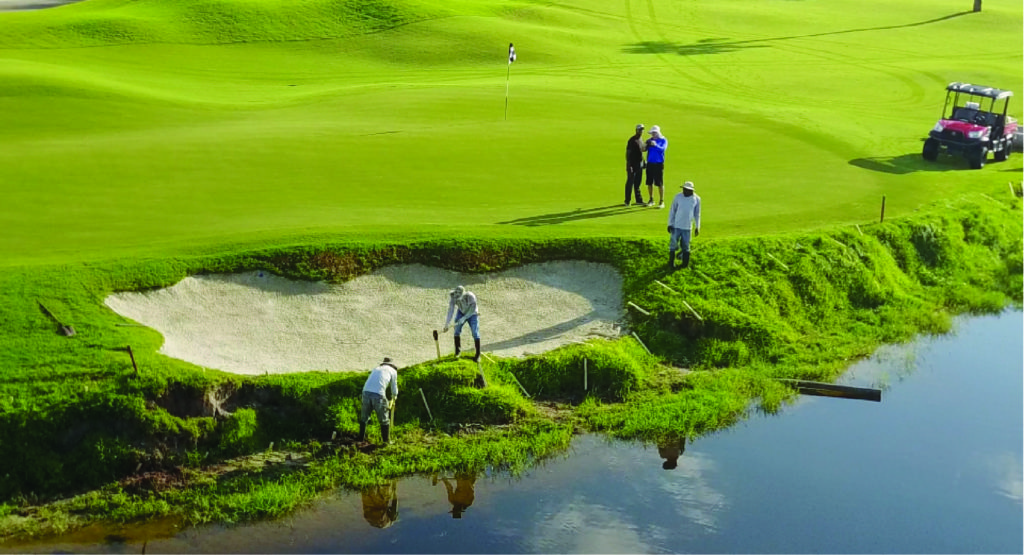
[{"xmin": 0, "ymin": 0, "xmax": 1021, "ymax": 265}]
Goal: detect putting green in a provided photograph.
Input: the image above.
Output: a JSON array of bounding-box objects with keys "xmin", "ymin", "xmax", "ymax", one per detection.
[{"xmin": 0, "ymin": 0, "xmax": 1020, "ymax": 265}]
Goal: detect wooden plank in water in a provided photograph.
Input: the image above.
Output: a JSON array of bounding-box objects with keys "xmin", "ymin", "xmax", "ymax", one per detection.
[{"xmin": 778, "ymin": 379, "xmax": 881, "ymax": 402}]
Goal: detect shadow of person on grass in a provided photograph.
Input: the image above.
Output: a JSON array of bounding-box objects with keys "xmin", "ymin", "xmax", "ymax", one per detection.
[{"xmin": 497, "ymin": 204, "xmax": 635, "ymax": 226}]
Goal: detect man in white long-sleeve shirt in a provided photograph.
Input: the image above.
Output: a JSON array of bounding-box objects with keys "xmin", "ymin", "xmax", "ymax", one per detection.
[
  {"xmin": 443, "ymin": 285, "xmax": 481, "ymax": 362},
  {"xmin": 359, "ymin": 357, "xmax": 398, "ymax": 445},
  {"xmin": 667, "ymin": 181, "xmax": 701, "ymax": 270}
]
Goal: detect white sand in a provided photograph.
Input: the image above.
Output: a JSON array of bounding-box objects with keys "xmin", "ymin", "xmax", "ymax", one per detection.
[{"xmin": 104, "ymin": 262, "xmax": 625, "ymax": 375}]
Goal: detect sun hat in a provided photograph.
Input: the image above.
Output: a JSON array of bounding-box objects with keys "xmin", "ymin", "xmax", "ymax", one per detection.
[
  {"xmin": 450, "ymin": 285, "xmax": 465, "ymax": 297},
  {"xmin": 650, "ymin": 125, "xmax": 661, "ymax": 134},
  {"xmin": 382, "ymin": 357, "xmax": 397, "ymax": 368},
  {"xmin": 682, "ymin": 181, "xmax": 695, "ymax": 190}
]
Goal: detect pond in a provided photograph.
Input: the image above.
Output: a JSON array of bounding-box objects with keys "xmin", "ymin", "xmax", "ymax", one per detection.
[{"xmin": 9, "ymin": 311, "xmax": 1022, "ymax": 553}]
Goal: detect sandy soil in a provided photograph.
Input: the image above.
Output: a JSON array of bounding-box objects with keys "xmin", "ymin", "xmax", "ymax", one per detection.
[{"xmin": 104, "ymin": 262, "xmax": 626, "ymax": 375}]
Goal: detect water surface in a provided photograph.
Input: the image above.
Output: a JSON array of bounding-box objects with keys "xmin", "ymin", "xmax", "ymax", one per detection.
[{"xmin": 9, "ymin": 311, "xmax": 1022, "ymax": 553}]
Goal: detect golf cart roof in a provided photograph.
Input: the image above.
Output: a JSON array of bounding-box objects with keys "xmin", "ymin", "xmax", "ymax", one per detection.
[{"xmin": 947, "ymin": 82, "xmax": 1013, "ymax": 100}]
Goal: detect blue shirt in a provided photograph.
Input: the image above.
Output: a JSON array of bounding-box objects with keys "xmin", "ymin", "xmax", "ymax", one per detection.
[{"xmin": 646, "ymin": 137, "xmax": 668, "ymax": 164}]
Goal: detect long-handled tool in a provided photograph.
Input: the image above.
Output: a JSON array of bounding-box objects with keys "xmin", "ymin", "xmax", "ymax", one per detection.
[
  {"xmin": 37, "ymin": 301, "xmax": 75, "ymax": 337},
  {"xmin": 433, "ymin": 329, "xmax": 441, "ymax": 359}
]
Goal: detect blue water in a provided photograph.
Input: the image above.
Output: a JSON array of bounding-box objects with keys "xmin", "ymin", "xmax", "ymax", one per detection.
[{"xmin": 11, "ymin": 311, "xmax": 1023, "ymax": 554}]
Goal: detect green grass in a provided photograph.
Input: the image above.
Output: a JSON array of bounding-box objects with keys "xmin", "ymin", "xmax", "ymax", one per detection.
[
  {"xmin": 0, "ymin": 0, "xmax": 1022, "ymax": 540},
  {"xmin": 0, "ymin": 0, "xmax": 1021, "ymax": 265}
]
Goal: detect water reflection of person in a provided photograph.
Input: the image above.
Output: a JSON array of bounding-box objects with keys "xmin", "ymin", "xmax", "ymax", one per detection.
[
  {"xmin": 361, "ymin": 481, "xmax": 398, "ymax": 529},
  {"xmin": 441, "ymin": 473, "xmax": 476, "ymax": 519},
  {"xmin": 658, "ymin": 436, "xmax": 686, "ymax": 470}
]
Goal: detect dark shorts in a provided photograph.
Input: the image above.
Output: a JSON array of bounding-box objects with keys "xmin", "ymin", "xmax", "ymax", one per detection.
[{"xmin": 645, "ymin": 162, "xmax": 664, "ymax": 186}]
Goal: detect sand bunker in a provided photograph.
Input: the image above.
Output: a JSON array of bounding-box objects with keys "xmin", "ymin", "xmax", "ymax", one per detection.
[{"xmin": 105, "ymin": 262, "xmax": 625, "ymax": 375}]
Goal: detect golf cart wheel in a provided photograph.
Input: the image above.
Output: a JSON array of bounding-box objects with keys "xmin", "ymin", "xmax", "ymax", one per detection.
[
  {"xmin": 994, "ymin": 142, "xmax": 1009, "ymax": 162},
  {"xmin": 968, "ymin": 146, "xmax": 987, "ymax": 170},
  {"xmin": 922, "ymin": 139, "xmax": 939, "ymax": 161}
]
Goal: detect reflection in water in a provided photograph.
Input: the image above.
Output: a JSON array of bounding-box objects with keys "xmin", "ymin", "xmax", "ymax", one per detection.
[
  {"xmin": 360, "ymin": 482, "xmax": 398, "ymax": 529},
  {"xmin": 657, "ymin": 437, "xmax": 687, "ymax": 470},
  {"xmin": 440, "ymin": 474, "xmax": 476, "ymax": 519},
  {"xmin": 9, "ymin": 312, "xmax": 1021, "ymax": 554}
]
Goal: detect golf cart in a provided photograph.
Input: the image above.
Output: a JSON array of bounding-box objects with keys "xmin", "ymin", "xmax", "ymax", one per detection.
[{"xmin": 922, "ymin": 82, "xmax": 1017, "ymax": 169}]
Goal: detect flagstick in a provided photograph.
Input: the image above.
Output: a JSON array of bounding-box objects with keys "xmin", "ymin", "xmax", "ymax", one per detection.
[{"xmin": 504, "ymin": 62, "xmax": 511, "ymax": 121}]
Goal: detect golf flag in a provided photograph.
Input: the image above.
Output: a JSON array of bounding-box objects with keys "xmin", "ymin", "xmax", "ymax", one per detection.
[{"xmin": 505, "ymin": 43, "xmax": 516, "ymax": 120}]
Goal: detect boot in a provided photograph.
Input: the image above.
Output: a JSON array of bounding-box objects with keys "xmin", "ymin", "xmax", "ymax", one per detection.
[
  {"xmin": 381, "ymin": 424, "xmax": 391, "ymax": 445},
  {"xmin": 454, "ymin": 335, "xmax": 462, "ymax": 358},
  {"xmin": 473, "ymin": 338, "xmax": 481, "ymax": 362},
  {"xmin": 358, "ymin": 422, "xmax": 366, "ymax": 442},
  {"xmin": 668, "ymin": 250, "xmax": 676, "ymax": 271},
  {"xmin": 681, "ymin": 251, "xmax": 691, "ymax": 269}
]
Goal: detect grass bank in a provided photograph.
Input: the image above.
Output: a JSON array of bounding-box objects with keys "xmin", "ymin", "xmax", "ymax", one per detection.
[{"xmin": 1, "ymin": 190, "xmax": 1020, "ymax": 540}]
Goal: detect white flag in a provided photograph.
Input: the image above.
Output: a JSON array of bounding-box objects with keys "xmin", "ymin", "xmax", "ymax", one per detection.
[{"xmin": 508, "ymin": 43, "xmax": 516, "ymax": 64}]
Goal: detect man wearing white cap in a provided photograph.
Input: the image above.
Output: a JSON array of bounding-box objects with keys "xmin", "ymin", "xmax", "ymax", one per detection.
[
  {"xmin": 667, "ymin": 181, "xmax": 701, "ymax": 270},
  {"xmin": 645, "ymin": 125, "xmax": 669, "ymax": 208},
  {"xmin": 443, "ymin": 285, "xmax": 481, "ymax": 362},
  {"xmin": 624, "ymin": 124, "xmax": 646, "ymax": 206}
]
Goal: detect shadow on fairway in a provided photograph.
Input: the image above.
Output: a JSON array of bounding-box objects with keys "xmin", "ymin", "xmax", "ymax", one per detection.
[
  {"xmin": 624, "ymin": 38, "xmax": 766, "ymax": 56},
  {"xmin": 623, "ymin": 11, "xmax": 972, "ymax": 56},
  {"xmin": 849, "ymin": 154, "xmax": 965, "ymax": 174},
  {"xmin": 497, "ymin": 204, "xmax": 637, "ymax": 226}
]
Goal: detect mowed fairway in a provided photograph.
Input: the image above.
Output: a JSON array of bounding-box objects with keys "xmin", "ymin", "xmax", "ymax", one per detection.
[{"xmin": 0, "ymin": 0, "xmax": 1021, "ymax": 265}]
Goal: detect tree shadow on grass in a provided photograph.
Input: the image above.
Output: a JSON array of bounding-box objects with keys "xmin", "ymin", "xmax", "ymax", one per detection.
[
  {"xmin": 850, "ymin": 154, "xmax": 967, "ymax": 174},
  {"xmin": 623, "ymin": 11, "xmax": 972, "ymax": 57},
  {"xmin": 497, "ymin": 204, "xmax": 637, "ymax": 226}
]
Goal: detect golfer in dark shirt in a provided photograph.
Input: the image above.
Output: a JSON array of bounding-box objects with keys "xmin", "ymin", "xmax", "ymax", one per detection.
[{"xmin": 624, "ymin": 124, "xmax": 645, "ymax": 205}]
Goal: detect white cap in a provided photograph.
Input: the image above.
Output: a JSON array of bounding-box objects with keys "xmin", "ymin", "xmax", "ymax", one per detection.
[
  {"xmin": 450, "ymin": 285, "xmax": 465, "ymax": 297},
  {"xmin": 650, "ymin": 125, "xmax": 661, "ymax": 134},
  {"xmin": 636, "ymin": 123, "xmax": 645, "ymax": 130}
]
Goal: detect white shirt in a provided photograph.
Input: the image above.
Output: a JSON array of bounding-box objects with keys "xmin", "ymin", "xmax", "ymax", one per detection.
[
  {"xmin": 362, "ymin": 363, "xmax": 398, "ymax": 398},
  {"xmin": 668, "ymin": 192, "xmax": 701, "ymax": 232},
  {"xmin": 445, "ymin": 291, "xmax": 478, "ymax": 326}
]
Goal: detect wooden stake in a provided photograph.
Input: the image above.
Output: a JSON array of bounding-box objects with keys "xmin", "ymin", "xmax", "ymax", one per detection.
[
  {"xmin": 508, "ymin": 373, "xmax": 531, "ymax": 398},
  {"xmin": 476, "ymin": 361, "xmax": 488, "ymax": 388},
  {"xmin": 855, "ymin": 224, "xmax": 863, "ymax": 235},
  {"xmin": 631, "ymin": 332, "xmax": 652, "ymax": 354},
  {"xmin": 654, "ymin": 280, "xmax": 679, "ymax": 294},
  {"xmin": 1009, "ymin": 181, "xmax": 1016, "ymax": 197},
  {"xmin": 482, "ymin": 353, "xmax": 496, "ymax": 364},
  {"xmin": 126, "ymin": 345, "xmax": 140, "ymax": 375},
  {"xmin": 880, "ymin": 195, "xmax": 886, "ymax": 223},
  {"xmin": 583, "ymin": 358, "xmax": 588, "ymax": 391},
  {"xmin": 432, "ymin": 329, "xmax": 441, "ymax": 359},
  {"xmin": 680, "ymin": 299, "xmax": 703, "ymax": 322},
  {"xmin": 418, "ymin": 388, "xmax": 434, "ymax": 421},
  {"xmin": 765, "ymin": 252, "xmax": 790, "ymax": 271},
  {"xmin": 626, "ymin": 301, "xmax": 650, "ymax": 316}
]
